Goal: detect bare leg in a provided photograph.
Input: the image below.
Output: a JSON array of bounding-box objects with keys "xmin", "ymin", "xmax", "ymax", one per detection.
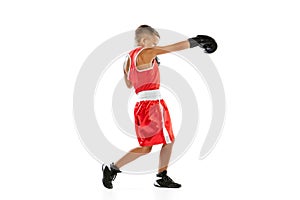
[
  {"xmin": 115, "ymin": 146, "xmax": 152, "ymax": 169},
  {"xmin": 158, "ymin": 142, "xmax": 174, "ymax": 173}
]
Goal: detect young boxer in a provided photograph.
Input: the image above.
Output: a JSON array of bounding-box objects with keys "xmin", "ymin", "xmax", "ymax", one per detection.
[{"xmin": 102, "ymin": 25, "xmax": 217, "ymax": 189}]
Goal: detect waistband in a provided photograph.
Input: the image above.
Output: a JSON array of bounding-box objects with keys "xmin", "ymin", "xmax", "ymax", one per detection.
[{"xmin": 137, "ymin": 89, "xmax": 162, "ymax": 101}]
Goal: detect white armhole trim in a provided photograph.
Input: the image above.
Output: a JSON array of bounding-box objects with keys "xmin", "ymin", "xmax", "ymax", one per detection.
[{"xmin": 134, "ymin": 48, "xmax": 155, "ymax": 72}]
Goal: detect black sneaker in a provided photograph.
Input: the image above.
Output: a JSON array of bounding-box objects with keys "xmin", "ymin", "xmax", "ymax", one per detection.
[
  {"xmin": 102, "ymin": 163, "xmax": 121, "ymax": 189},
  {"xmin": 154, "ymin": 170, "xmax": 181, "ymax": 188}
]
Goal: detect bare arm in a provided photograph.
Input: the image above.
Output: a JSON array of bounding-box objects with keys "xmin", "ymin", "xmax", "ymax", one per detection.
[
  {"xmin": 152, "ymin": 40, "xmax": 190, "ymax": 55},
  {"xmin": 136, "ymin": 40, "xmax": 190, "ymax": 70},
  {"xmin": 123, "ymin": 57, "xmax": 132, "ymax": 88}
]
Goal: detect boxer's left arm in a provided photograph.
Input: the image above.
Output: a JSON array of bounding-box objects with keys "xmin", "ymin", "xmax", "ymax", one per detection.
[{"xmin": 123, "ymin": 57, "xmax": 132, "ymax": 88}]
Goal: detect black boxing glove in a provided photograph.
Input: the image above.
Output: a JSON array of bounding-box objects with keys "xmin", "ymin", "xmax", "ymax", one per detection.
[{"xmin": 188, "ymin": 35, "xmax": 218, "ymax": 53}]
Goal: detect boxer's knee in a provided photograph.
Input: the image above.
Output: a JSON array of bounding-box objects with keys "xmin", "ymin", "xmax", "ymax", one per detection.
[
  {"xmin": 141, "ymin": 146, "xmax": 152, "ymax": 154},
  {"xmin": 162, "ymin": 142, "xmax": 174, "ymax": 148}
]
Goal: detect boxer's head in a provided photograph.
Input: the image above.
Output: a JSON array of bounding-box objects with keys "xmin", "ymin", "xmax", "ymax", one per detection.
[{"xmin": 135, "ymin": 25, "xmax": 160, "ymax": 48}]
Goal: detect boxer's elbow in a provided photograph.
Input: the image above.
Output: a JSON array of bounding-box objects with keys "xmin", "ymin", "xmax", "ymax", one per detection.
[
  {"xmin": 124, "ymin": 78, "xmax": 133, "ymax": 88},
  {"xmin": 126, "ymin": 82, "xmax": 133, "ymax": 88}
]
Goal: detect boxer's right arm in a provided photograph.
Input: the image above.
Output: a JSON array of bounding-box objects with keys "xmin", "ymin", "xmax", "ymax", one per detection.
[
  {"xmin": 137, "ymin": 35, "xmax": 217, "ymax": 70},
  {"xmin": 136, "ymin": 40, "xmax": 190, "ymax": 70},
  {"xmin": 140, "ymin": 40, "xmax": 190, "ymax": 60},
  {"xmin": 138, "ymin": 35, "xmax": 218, "ymax": 67}
]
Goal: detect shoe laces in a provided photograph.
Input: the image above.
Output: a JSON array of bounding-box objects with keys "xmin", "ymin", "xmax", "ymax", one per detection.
[
  {"xmin": 111, "ymin": 173, "xmax": 117, "ymax": 181},
  {"xmin": 110, "ymin": 168, "xmax": 121, "ymax": 181}
]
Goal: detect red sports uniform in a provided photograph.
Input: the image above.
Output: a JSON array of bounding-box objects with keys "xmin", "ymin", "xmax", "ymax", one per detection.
[{"xmin": 126, "ymin": 47, "xmax": 175, "ymax": 146}]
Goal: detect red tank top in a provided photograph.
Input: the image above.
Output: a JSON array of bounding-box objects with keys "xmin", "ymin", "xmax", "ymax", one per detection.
[{"xmin": 127, "ymin": 47, "xmax": 160, "ymax": 94}]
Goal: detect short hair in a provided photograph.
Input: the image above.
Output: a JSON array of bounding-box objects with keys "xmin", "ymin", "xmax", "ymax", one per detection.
[{"xmin": 135, "ymin": 25, "xmax": 160, "ymax": 45}]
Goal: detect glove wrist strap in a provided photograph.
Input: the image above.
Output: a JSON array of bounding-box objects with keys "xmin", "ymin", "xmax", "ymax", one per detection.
[{"xmin": 188, "ymin": 38, "xmax": 199, "ymax": 48}]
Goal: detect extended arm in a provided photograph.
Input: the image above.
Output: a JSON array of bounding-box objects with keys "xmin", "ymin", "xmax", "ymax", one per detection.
[
  {"xmin": 136, "ymin": 40, "xmax": 190, "ymax": 69},
  {"xmin": 136, "ymin": 35, "xmax": 217, "ymax": 70}
]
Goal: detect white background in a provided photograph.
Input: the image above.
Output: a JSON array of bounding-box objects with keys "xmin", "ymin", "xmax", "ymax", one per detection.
[{"xmin": 1, "ymin": 0, "xmax": 300, "ymax": 199}]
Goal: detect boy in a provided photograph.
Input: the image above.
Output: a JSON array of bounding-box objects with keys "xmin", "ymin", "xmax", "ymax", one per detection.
[{"xmin": 102, "ymin": 25, "xmax": 217, "ymax": 189}]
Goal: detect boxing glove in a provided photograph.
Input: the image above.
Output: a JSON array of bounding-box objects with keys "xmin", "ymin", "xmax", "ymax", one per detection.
[{"xmin": 188, "ymin": 35, "xmax": 217, "ymax": 53}]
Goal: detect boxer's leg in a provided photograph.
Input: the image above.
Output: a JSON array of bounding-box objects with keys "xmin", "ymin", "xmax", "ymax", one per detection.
[
  {"xmin": 102, "ymin": 146, "xmax": 152, "ymax": 189},
  {"xmin": 158, "ymin": 142, "xmax": 173, "ymax": 173},
  {"xmin": 115, "ymin": 146, "xmax": 152, "ymax": 169},
  {"xmin": 154, "ymin": 142, "xmax": 181, "ymax": 188}
]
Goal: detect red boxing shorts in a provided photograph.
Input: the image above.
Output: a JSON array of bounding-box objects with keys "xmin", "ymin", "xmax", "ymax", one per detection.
[{"xmin": 134, "ymin": 90, "xmax": 175, "ymax": 146}]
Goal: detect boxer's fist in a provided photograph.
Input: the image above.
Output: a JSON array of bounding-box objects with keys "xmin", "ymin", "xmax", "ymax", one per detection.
[{"xmin": 188, "ymin": 35, "xmax": 217, "ymax": 53}]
